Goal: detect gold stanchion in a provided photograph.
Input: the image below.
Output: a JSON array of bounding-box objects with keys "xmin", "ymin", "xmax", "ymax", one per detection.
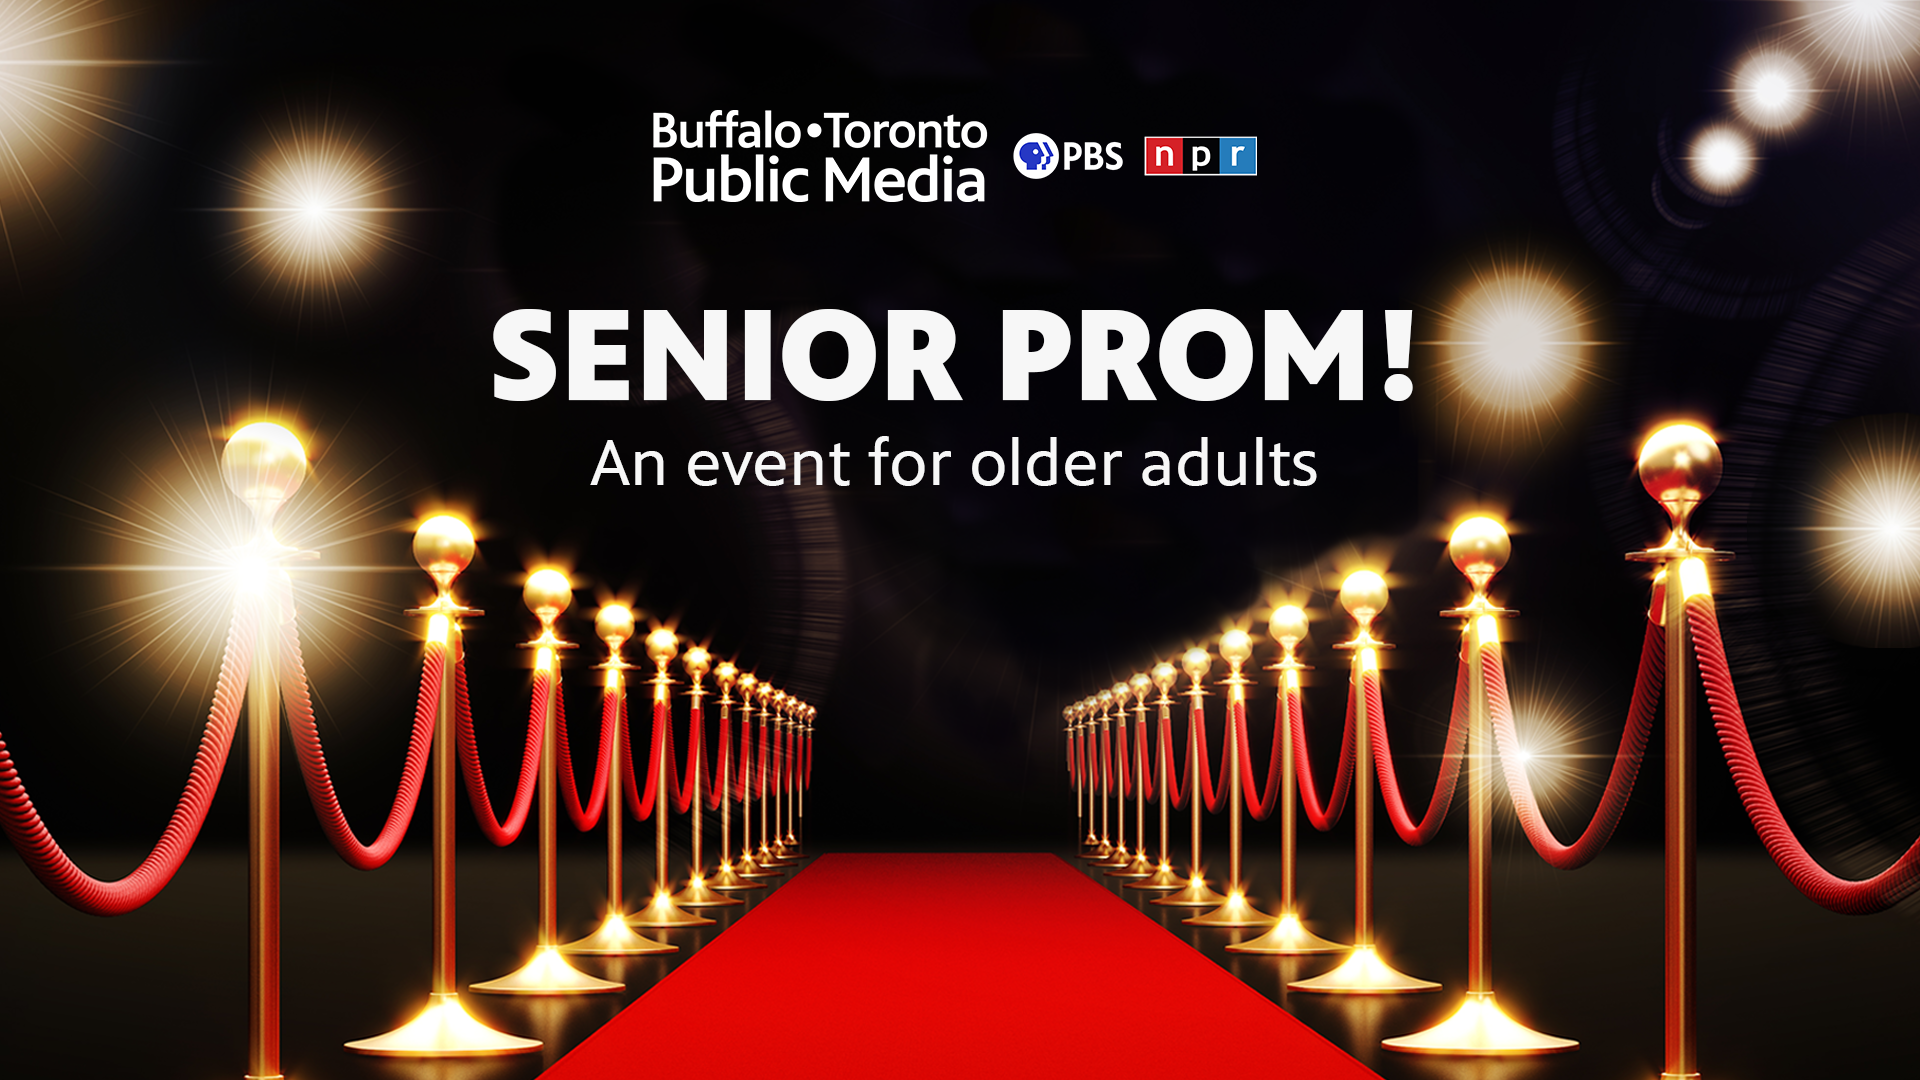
[
  {"xmin": 1108, "ymin": 673, "xmax": 1157, "ymax": 878},
  {"xmin": 1075, "ymin": 699, "xmax": 1105, "ymax": 858},
  {"xmin": 348, "ymin": 516, "xmax": 545, "ymax": 1053},
  {"xmin": 1153, "ymin": 648, "xmax": 1228, "ymax": 908},
  {"xmin": 1126, "ymin": 663, "xmax": 1186, "ymax": 891},
  {"xmin": 1229, "ymin": 607, "xmax": 1345, "ymax": 955},
  {"xmin": 1091, "ymin": 683, "xmax": 1136, "ymax": 868},
  {"xmin": 674, "ymin": 647, "xmax": 743, "ymax": 908},
  {"xmin": 1291, "ymin": 572, "xmax": 1438, "ymax": 994},
  {"xmin": 472, "ymin": 570, "xmax": 624, "ymax": 994},
  {"xmin": 751, "ymin": 681, "xmax": 794, "ymax": 871},
  {"xmin": 628, "ymin": 628, "xmax": 716, "ymax": 929},
  {"xmin": 764, "ymin": 689, "xmax": 800, "ymax": 864},
  {"xmin": 1186, "ymin": 630, "xmax": 1277, "ymax": 927},
  {"xmin": 733, "ymin": 673, "xmax": 783, "ymax": 880},
  {"xmin": 797, "ymin": 704, "xmax": 813, "ymax": 853},
  {"xmin": 709, "ymin": 662, "xmax": 762, "ymax": 892},
  {"xmin": 1385, "ymin": 519, "xmax": 1574, "ymax": 1050},
  {"xmin": 561, "ymin": 604, "xmax": 679, "ymax": 954},
  {"xmin": 1629, "ymin": 424, "xmax": 1728, "ymax": 1080}
]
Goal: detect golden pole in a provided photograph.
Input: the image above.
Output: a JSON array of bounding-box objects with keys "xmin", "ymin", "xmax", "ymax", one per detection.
[
  {"xmin": 1230, "ymin": 607, "xmax": 1344, "ymax": 954},
  {"xmin": 630, "ymin": 629, "xmax": 715, "ymax": 928},
  {"xmin": 474, "ymin": 570, "xmax": 623, "ymax": 993},
  {"xmin": 561, "ymin": 605, "xmax": 678, "ymax": 954},
  {"xmin": 1092, "ymin": 683, "xmax": 1135, "ymax": 868},
  {"xmin": 1127, "ymin": 664, "xmax": 1185, "ymax": 890},
  {"xmin": 674, "ymin": 647, "xmax": 741, "ymax": 907},
  {"xmin": 750, "ymin": 681, "xmax": 788, "ymax": 870},
  {"xmin": 1075, "ymin": 700, "xmax": 1104, "ymax": 858},
  {"xmin": 785, "ymin": 701, "xmax": 805, "ymax": 853},
  {"xmin": 247, "ymin": 576, "xmax": 281, "ymax": 1080},
  {"xmin": 710, "ymin": 663, "xmax": 761, "ymax": 891},
  {"xmin": 1109, "ymin": 674, "xmax": 1156, "ymax": 878},
  {"xmin": 735, "ymin": 675, "xmax": 781, "ymax": 879},
  {"xmin": 1386, "ymin": 519, "xmax": 1573, "ymax": 1050},
  {"xmin": 1188, "ymin": 630, "xmax": 1276, "ymax": 927},
  {"xmin": 350, "ymin": 516, "xmax": 544, "ymax": 1051},
  {"xmin": 765, "ymin": 689, "xmax": 798, "ymax": 864},
  {"xmin": 1292, "ymin": 572, "xmax": 1438, "ymax": 993},
  {"xmin": 1627, "ymin": 424, "xmax": 1727, "ymax": 1080},
  {"xmin": 1153, "ymin": 648, "xmax": 1227, "ymax": 907},
  {"xmin": 798, "ymin": 706, "xmax": 812, "ymax": 851}
]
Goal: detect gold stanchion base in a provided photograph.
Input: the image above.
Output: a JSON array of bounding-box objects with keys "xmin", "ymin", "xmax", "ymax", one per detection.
[
  {"xmin": 710, "ymin": 861, "xmax": 767, "ymax": 891},
  {"xmin": 1080, "ymin": 840, "xmax": 1114, "ymax": 861},
  {"xmin": 1288, "ymin": 945, "xmax": 1440, "ymax": 994},
  {"xmin": 627, "ymin": 890, "xmax": 717, "ymax": 928},
  {"xmin": 1382, "ymin": 991, "xmax": 1578, "ymax": 1054},
  {"xmin": 1224, "ymin": 912, "xmax": 1346, "ymax": 954},
  {"xmin": 345, "ymin": 992, "xmax": 543, "ymax": 1055},
  {"xmin": 1104, "ymin": 850, "xmax": 1156, "ymax": 878},
  {"xmin": 1123, "ymin": 861, "xmax": 1187, "ymax": 891},
  {"xmin": 1182, "ymin": 891, "xmax": 1278, "ymax": 927},
  {"xmin": 470, "ymin": 946, "xmax": 625, "ymax": 995},
  {"xmin": 757, "ymin": 844, "xmax": 800, "ymax": 868},
  {"xmin": 1149, "ymin": 875, "xmax": 1228, "ymax": 907},
  {"xmin": 673, "ymin": 875, "xmax": 746, "ymax": 908},
  {"xmin": 559, "ymin": 912, "xmax": 678, "ymax": 955},
  {"xmin": 1089, "ymin": 844, "xmax": 1135, "ymax": 868},
  {"xmin": 736, "ymin": 854, "xmax": 787, "ymax": 879}
]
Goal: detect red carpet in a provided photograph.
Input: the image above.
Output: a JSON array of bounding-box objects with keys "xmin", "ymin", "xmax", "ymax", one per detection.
[{"xmin": 546, "ymin": 853, "xmax": 1378, "ymax": 1078}]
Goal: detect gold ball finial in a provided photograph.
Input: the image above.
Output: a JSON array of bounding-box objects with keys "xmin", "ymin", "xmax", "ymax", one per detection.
[
  {"xmin": 754, "ymin": 681, "xmax": 773, "ymax": 703},
  {"xmin": 1129, "ymin": 672, "xmax": 1151, "ymax": 701},
  {"xmin": 523, "ymin": 568, "xmax": 572, "ymax": 623},
  {"xmin": 1096, "ymin": 688, "xmax": 1114, "ymax": 709},
  {"xmin": 1269, "ymin": 605, "xmax": 1309, "ymax": 649},
  {"xmin": 715, "ymin": 661, "xmax": 738, "ymax": 690},
  {"xmin": 1339, "ymin": 570, "xmax": 1389, "ymax": 626},
  {"xmin": 1112, "ymin": 680, "xmax": 1131, "ymax": 708},
  {"xmin": 738, "ymin": 671, "xmax": 759, "ymax": 695},
  {"xmin": 683, "ymin": 645, "xmax": 711, "ymax": 682},
  {"xmin": 1151, "ymin": 661, "xmax": 1178, "ymax": 694},
  {"xmin": 1181, "ymin": 646, "xmax": 1211, "ymax": 684},
  {"xmin": 644, "ymin": 626, "xmax": 677, "ymax": 667},
  {"xmin": 1220, "ymin": 628, "xmax": 1254, "ymax": 667},
  {"xmin": 1449, "ymin": 516, "xmax": 1511, "ymax": 594},
  {"xmin": 1638, "ymin": 424, "xmax": 1723, "ymax": 534},
  {"xmin": 222, "ymin": 422, "xmax": 307, "ymax": 523},
  {"xmin": 413, "ymin": 515, "xmax": 475, "ymax": 587},
  {"xmin": 595, "ymin": 604, "xmax": 635, "ymax": 649}
]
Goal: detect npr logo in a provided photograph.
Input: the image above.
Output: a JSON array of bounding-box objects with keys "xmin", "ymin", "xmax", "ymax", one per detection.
[{"xmin": 1143, "ymin": 137, "xmax": 1257, "ymax": 176}]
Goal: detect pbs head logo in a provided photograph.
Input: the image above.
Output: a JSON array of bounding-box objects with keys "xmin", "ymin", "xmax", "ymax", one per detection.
[{"xmin": 1012, "ymin": 133, "xmax": 1059, "ymax": 178}]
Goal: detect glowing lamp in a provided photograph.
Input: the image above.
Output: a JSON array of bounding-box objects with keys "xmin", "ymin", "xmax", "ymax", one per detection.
[
  {"xmin": 222, "ymin": 422, "xmax": 307, "ymax": 523},
  {"xmin": 1638, "ymin": 424, "xmax": 1723, "ymax": 538},
  {"xmin": 523, "ymin": 569, "xmax": 572, "ymax": 624},
  {"xmin": 413, "ymin": 515, "xmax": 475, "ymax": 591},
  {"xmin": 1269, "ymin": 605, "xmax": 1309, "ymax": 649},
  {"xmin": 1340, "ymin": 571, "xmax": 1389, "ymax": 628}
]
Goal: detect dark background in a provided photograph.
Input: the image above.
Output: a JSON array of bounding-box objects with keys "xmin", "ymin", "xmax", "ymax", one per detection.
[{"xmin": 2, "ymin": 0, "xmax": 1916, "ymax": 1015}]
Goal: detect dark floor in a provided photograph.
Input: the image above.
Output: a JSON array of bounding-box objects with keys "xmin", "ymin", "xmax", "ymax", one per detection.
[{"xmin": 3, "ymin": 835, "xmax": 1915, "ymax": 1079}]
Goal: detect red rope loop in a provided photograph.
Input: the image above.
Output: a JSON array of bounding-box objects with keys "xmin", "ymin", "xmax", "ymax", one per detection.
[
  {"xmin": 1116, "ymin": 719, "xmax": 1132, "ymax": 798},
  {"xmin": 621, "ymin": 693, "xmax": 665, "ymax": 822},
  {"xmin": 281, "ymin": 608, "xmax": 438, "ymax": 870},
  {"xmin": 1293, "ymin": 681, "xmax": 1354, "ymax": 831},
  {"xmin": 1188, "ymin": 697, "xmax": 1230, "ymax": 814},
  {"xmin": 456, "ymin": 659, "xmax": 544, "ymax": 845},
  {"xmin": 0, "ymin": 599, "xmax": 255, "ymax": 916},
  {"xmin": 1366, "ymin": 662, "xmax": 1468, "ymax": 846},
  {"xmin": 555, "ymin": 683, "xmax": 614, "ymax": 832},
  {"xmin": 1486, "ymin": 619, "xmax": 1662, "ymax": 870},
  {"xmin": 707, "ymin": 706, "xmax": 729, "ymax": 812},
  {"xmin": 804, "ymin": 728, "xmax": 812, "ymax": 790},
  {"xmin": 1161, "ymin": 710, "xmax": 1188, "ymax": 810},
  {"xmin": 733, "ymin": 715, "xmax": 750, "ymax": 802},
  {"xmin": 1135, "ymin": 718, "xmax": 1152, "ymax": 802},
  {"xmin": 1234, "ymin": 698, "xmax": 1284, "ymax": 821},
  {"xmin": 1689, "ymin": 595, "xmax": 1920, "ymax": 914}
]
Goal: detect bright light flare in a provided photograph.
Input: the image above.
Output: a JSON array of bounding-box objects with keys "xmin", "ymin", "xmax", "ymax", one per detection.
[
  {"xmin": 1685, "ymin": 125, "xmax": 1758, "ymax": 195},
  {"xmin": 1428, "ymin": 266, "xmax": 1599, "ymax": 444},
  {"xmin": 1807, "ymin": 417, "xmax": 1920, "ymax": 646},
  {"xmin": 1732, "ymin": 50, "xmax": 1816, "ymax": 129},
  {"xmin": 223, "ymin": 114, "xmax": 415, "ymax": 318},
  {"xmin": 0, "ymin": 0, "xmax": 152, "ymax": 274},
  {"xmin": 1797, "ymin": 0, "xmax": 1920, "ymax": 71}
]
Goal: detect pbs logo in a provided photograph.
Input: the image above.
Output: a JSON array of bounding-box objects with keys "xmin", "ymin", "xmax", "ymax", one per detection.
[{"xmin": 1012, "ymin": 133, "xmax": 1059, "ymax": 179}]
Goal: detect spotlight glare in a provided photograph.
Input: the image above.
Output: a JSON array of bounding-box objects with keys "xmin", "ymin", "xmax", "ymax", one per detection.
[
  {"xmin": 1685, "ymin": 125, "xmax": 1758, "ymax": 195},
  {"xmin": 1798, "ymin": 0, "xmax": 1920, "ymax": 71},
  {"xmin": 1808, "ymin": 416, "xmax": 1920, "ymax": 646},
  {"xmin": 1733, "ymin": 51, "xmax": 1816, "ymax": 129},
  {"xmin": 1428, "ymin": 266, "xmax": 1598, "ymax": 443}
]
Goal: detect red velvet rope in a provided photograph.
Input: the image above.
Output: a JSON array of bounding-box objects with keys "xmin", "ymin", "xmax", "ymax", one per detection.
[
  {"xmin": 1486, "ymin": 619, "xmax": 1662, "ymax": 870},
  {"xmin": 457, "ymin": 660, "xmax": 545, "ymax": 845},
  {"xmin": 555, "ymin": 683, "xmax": 614, "ymax": 832},
  {"xmin": 1188, "ymin": 697, "xmax": 1230, "ymax": 814},
  {"xmin": 623, "ymin": 693, "xmax": 666, "ymax": 822},
  {"xmin": 1116, "ymin": 718, "xmax": 1132, "ymax": 798},
  {"xmin": 707, "ymin": 706, "xmax": 729, "ymax": 812},
  {"xmin": 1366, "ymin": 663, "xmax": 1468, "ymax": 846},
  {"xmin": 1688, "ymin": 595, "xmax": 1920, "ymax": 914},
  {"xmin": 281, "ymin": 609, "xmax": 438, "ymax": 870},
  {"xmin": 1293, "ymin": 680, "xmax": 1354, "ymax": 832},
  {"xmin": 1135, "ymin": 718, "xmax": 1151, "ymax": 802},
  {"xmin": 667, "ymin": 697, "xmax": 703, "ymax": 816},
  {"xmin": 804, "ymin": 728, "xmax": 812, "ymax": 790},
  {"xmin": 0, "ymin": 600, "xmax": 254, "ymax": 916},
  {"xmin": 1098, "ymin": 724, "xmax": 1110, "ymax": 794},
  {"xmin": 1162, "ymin": 712, "xmax": 1188, "ymax": 810},
  {"xmin": 1234, "ymin": 698, "xmax": 1284, "ymax": 821},
  {"xmin": 734, "ymin": 715, "xmax": 750, "ymax": 801}
]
